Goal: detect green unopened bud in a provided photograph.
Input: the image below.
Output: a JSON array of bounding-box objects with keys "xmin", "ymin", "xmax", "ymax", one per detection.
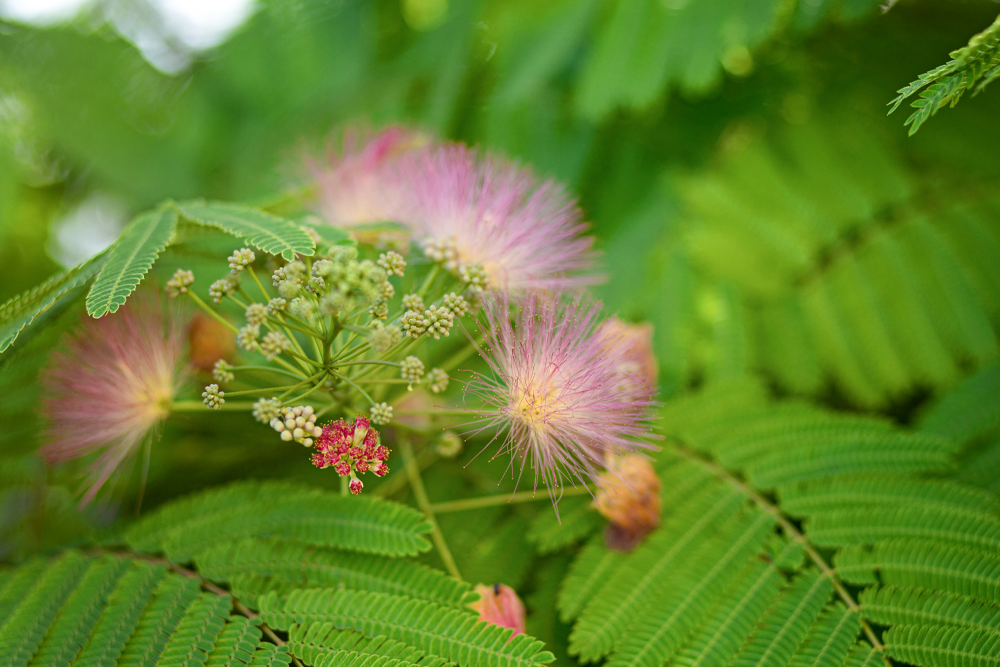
[
  {"xmin": 245, "ymin": 303, "xmax": 268, "ymax": 326},
  {"xmin": 260, "ymin": 331, "xmax": 292, "ymax": 361},
  {"xmin": 202, "ymin": 383, "xmax": 225, "ymax": 409},
  {"xmin": 427, "ymin": 368, "xmax": 449, "ymax": 394},
  {"xmin": 228, "ymin": 248, "xmax": 256, "ymax": 273},
  {"xmin": 370, "ymin": 402, "xmax": 393, "ymax": 425},
  {"xmin": 378, "ymin": 251, "xmax": 406, "ymax": 277},
  {"xmin": 212, "ymin": 359, "xmax": 235, "ymax": 383},
  {"xmin": 401, "ymin": 356, "xmax": 425, "ymax": 387},
  {"xmin": 166, "ymin": 269, "xmax": 195, "ymax": 297}
]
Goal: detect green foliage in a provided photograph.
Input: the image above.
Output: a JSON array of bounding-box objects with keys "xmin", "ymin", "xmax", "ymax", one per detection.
[
  {"xmin": 889, "ymin": 13, "xmax": 1000, "ymax": 135},
  {"xmin": 286, "ymin": 625, "xmax": 450, "ymax": 667},
  {"xmin": 195, "ymin": 538, "xmax": 471, "ymax": 608},
  {"xmin": 124, "ymin": 480, "xmax": 433, "ymax": 561},
  {"xmin": 85, "ymin": 206, "xmax": 178, "ymax": 317},
  {"xmin": 0, "ymin": 552, "xmax": 289, "ymax": 666},
  {"xmin": 0, "ymin": 250, "xmax": 108, "ymax": 352},
  {"xmin": 557, "ymin": 380, "xmax": 999, "ymax": 667},
  {"xmin": 675, "ymin": 117, "xmax": 1000, "ymax": 407},
  {"xmin": 260, "ymin": 588, "xmax": 555, "ymax": 667},
  {"xmin": 882, "ymin": 624, "xmax": 1000, "ymax": 667},
  {"xmin": 176, "ymin": 200, "xmax": 316, "ymax": 261}
]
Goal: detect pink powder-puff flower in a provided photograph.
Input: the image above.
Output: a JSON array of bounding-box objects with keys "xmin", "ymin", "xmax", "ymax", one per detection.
[
  {"xmin": 40, "ymin": 294, "xmax": 186, "ymax": 505},
  {"xmin": 403, "ymin": 144, "xmax": 599, "ymax": 293},
  {"xmin": 309, "ymin": 126, "xmax": 427, "ymax": 230},
  {"xmin": 464, "ymin": 292, "xmax": 659, "ymax": 515},
  {"xmin": 470, "ymin": 584, "xmax": 526, "ymax": 636}
]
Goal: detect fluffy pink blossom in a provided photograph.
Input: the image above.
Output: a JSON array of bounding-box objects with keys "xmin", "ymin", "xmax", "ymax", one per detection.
[
  {"xmin": 402, "ymin": 145, "xmax": 599, "ymax": 292},
  {"xmin": 40, "ymin": 294, "xmax": 185, "ymax": 505},
  {"xmin": 309, "ymin": 126, "xmax": 426, "ymax": 229},
  {"xmin": 464, "ymin": 293, "xmax": 658, "ymax": 514}
]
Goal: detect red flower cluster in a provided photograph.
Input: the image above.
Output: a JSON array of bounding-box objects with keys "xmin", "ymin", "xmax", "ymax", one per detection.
[{"xmin": 310, "ymin": 415, "xmax": 389, "ymax": 494}]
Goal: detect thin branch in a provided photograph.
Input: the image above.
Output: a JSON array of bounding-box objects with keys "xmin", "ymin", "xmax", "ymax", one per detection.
[
  {"xmin": 673, "ymin": 445, "xmax": 887, "ymax": 654},
  {"xmin": 399, "ymin": 434, "xmax": 462, "ymax": 580},
  {"xmin": 430, "ymin": 485, "xmax": 592, "ymax": 513}
]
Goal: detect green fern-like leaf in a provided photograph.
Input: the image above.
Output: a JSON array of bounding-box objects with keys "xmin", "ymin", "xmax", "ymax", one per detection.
[
  {"xmin": 0, "ymin": 250, "xmax": 109, "ymax": 353},
  {"xmin": 85, "ymin": 206, "xmax": 178, "ymax": 317},
  {"xmin": 882, "ymin": 624, "xmax": 1000, "ymax": 667},
  {"xmin": 836, "ymin": 539, "xmax": 1000, "ymax": 604},
  {"xmin": 286, "ymin": 624, "xmax": 449, "ymax": 667},
  {"xmin": 562, "ymin": 381, "xmax": 1000, "ymax": 667},
  {"xmin": 176, "ymin": 200, "xmax": 316, "ymax": 260},
  {"xmin": 731, "ymin": 571, "xmax": 835, "ymax": 667},
  {"xmin": 260, "ymin": 588, "xmax": 555, "ymax": 667},
  {"xmin": 889, "ymin": 13, "xmax": 1000, "ymax": 134},
  {"xmin": 124, "ymin": 480, "xmax": 433, "ymax": 561},
  {"xmin": 0, "ymin": 553, "xmax": 284, "ymax": 665},
  {"xmin": 676, "ymin": 119, "xmax": 1000, "ymax": 407},
  {"xmin": 860, "ymin": 585, "xmax": 1000, "ymax": 636},
  {"xmin": 195, "ymin": 538, "xmax": 470, "ymax": 607}
]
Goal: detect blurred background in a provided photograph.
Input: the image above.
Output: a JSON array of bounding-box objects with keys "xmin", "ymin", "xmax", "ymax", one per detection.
[{"xmin": 2, "ymin": 0, "xmax": 1000, "ymax": 632}]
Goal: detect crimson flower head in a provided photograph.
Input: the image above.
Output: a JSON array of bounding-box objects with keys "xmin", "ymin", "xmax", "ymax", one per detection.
[
  {"xmin": 40, "ymin": 294, "xmax": 185, "ymax": 505},
  {"xmin": 311, "ymin": 415, "xmax": 389, "ymax": 494},
  {"xmin": 310, "ymin": 126, "xmax": 425, "ymax": 229},
  {"xmin": 403, "ymin": 144, "xmax": 598, "ymax": 293},
  {"xmin": 465, "ymin": 292, "xmax": 659, "ymax": 515}
]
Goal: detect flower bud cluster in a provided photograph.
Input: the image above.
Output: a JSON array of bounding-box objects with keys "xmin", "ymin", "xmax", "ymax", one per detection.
[
  {"xmin": 252, "ymin": 397, "xmax": 282, "ymax": 424},
  {"xmin": 166, "ymin": 269, "xmax": 195, "ymax": 297},
  {"xmin": 269, "ymin": 248, "xmax": 392, "ymax": 323},
  {"xmin": 245, "ymin": 303, "xmax": 269, "ymax": 326},
  {"xmin": 237, "ymin": 325, "xmax": 260, "ymax": 352},
  {"xmin": 310, "ymin": 415, "xmax": 390, "ymax": 495},
  {"xmin": 370, "ymin": 402, "xmax": 393, "ymax": 425},
  {"xmin": 369, "ymin": 323, "xmax": 402, "ymax": 353},
  {"xmin": 400, "ymin": 356, "xmax": 424, "ymax": 387},
  {"xmin": 459, "ymin": 262, "xmax": 490, "ymax": 293},
  {"xmin": 401, "ymin": 303, "xmax": 455, "ymax": 339},
  {"xmin": 212, "ymin": 359, "xmax": 235, "ymax": 383},
  {"xmin": 260, "ymin": 331, "xmax": 291, "ymax": 360},
  {"xmin": 228, "ymin": 248, "xmax": 256, "ymax": 273},
  {"xmin": 270, "ymin": 405, "xmax": 322, "ymax": 446},
  {"xmin": 202, "ymin": 384, "xmax": 225, "ymax": 409},
  {"xmin": 209, "ymin": 275, "xmax": 240, "ymax": 303},
  {"xmin": 427, "ymin": 368, "xmax": 449, "ymax": 393},
  {"xmin": 378, "ymin": 251, "xmax": 406, "ymax": 277}
]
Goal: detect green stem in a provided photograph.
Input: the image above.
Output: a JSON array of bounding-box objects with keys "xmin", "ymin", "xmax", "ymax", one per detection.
[
  {"xmin": 171, "ymin": 400, "xmax": 256, "ymax": 412},
  {"xmin": 277, "ymin": 371, "xmax": 327, "ymax": 401},
  {"xmin": 328, "ymin": 369, "xmax": 376, "ymax": 406},
  {"xmin": 400, "ymin": 434, "xmax": 461, "ymax": 580},
  {"xmin": 395, "ymin": 408, "xmax": 469, "ymax": 416},
  {"xmin": 340, "ymin": 475, "xmax": 348, "ymax": 496},
  {"xmin": 417, "ymin": 265, "xmax": 441, "ymax": 299},
  {"xmin": 336, "ymin": 360, "xmax": 401, "ymax": 368},
  {"xmin": 284, "ymin": 375, "xmax": 330, "ymax": 405},
  {"xmin": 224, "ymin": 385, "xmax": 302, "ymax": 398},
  {"xmin": 187, "ymin": 292, "xmax": 238, "ymax": 334},
  {"xmin": 246, "ymin": 266, "xmax": 271, "ymax": 302},
  {"xmin": 232, "ymin": 365, "xmax": 305, "ymax": 379},
  {"xmin": 430, "ymin": 486, "xmax": 593, "ymax": 513}
]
